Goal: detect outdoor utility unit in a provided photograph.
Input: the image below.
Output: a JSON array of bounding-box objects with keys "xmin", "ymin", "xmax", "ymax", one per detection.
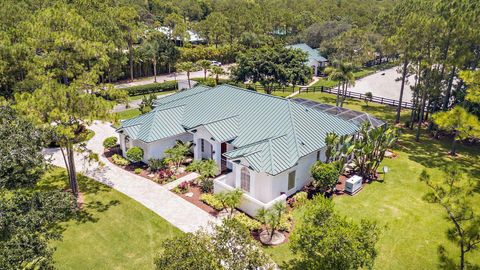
[{"xmin": 345, "ymin": 175, "xmax": 363, "ymax": 195}]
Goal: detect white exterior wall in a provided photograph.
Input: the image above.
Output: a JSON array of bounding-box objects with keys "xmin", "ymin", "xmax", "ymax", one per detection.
[
  {"xmin": 120, "ymin": 133, "xmax": 193, "ymax": 163},
  {"xmin": 255, "ymin": 147, "xmax": 327, "ymax": 200}
]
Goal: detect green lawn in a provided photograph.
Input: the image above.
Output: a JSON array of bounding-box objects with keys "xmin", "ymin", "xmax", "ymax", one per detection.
[
  {"xmin": 116, "ymin": 108, "xmax": 141, "ymax": 121},
  {"xmin": 37, "ymin": 168, "xmax": 182, "ymax": 269},
  {"xmin": 127, "ymin": 90, "xmax": 176, "ymax": 101},
  {"xmin": 264, "ymin": 92, "xmax": 480, "ymax": 269}
]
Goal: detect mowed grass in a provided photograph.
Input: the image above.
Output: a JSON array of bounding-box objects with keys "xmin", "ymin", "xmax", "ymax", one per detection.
[
  {"xmin": 127, "ymin": 90, "xmax": 176, "ymax": 101},
  {"xmin": 37, "ymin": 168, "xmax": 182, "ymax": 270},
  {"xmin": 116, "ymin": 108, "xmax": 141, "ymax": 121},
  {"xmin": 264, "ymin": 92, "xmax": 480, "ymax": 269}
]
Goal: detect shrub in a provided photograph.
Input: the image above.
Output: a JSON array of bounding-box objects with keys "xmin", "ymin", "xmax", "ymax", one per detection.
[
  {"xmin": 112, "ymin": 154, "xmax": 129, "ymax": 166},
  {"xmin": 233, "ymin": 213, "xmax": 262, "ymax": 231},
  {"xmin": 177, "ymin": 181, "xmax": 189, "ymax": 193},
  {"xmin": 311, "ymin": 161, "xmax": 340, "ymax": 193},
  {"xmin": 159, "ymin": 169, "xmax": 175, "ymax": 181},
  {"xmin": 123, "ymin": 81, "xmax": 177, "ymax": 96},
  {"xmin": 200, "ymin": 178, "xmax": 214, "ymax": 193},
  {"xmin": 193, "ymin": 77, "xmax": 232, "ymax": 87},
  {"xmin": 103, "ymin": 136, "xmax": 118, "ymax": 149},
  {"xmin": 200, "ymin": 193, "xmax": 223, "ymax": 210},
  {"xmin": 134, "ymin": 168, "xmax": 142, "ymax": 174},
  {"xmin": 148, "ymin": 158, "xmax": 164, "ymax": 172},
  {"xmin": 288, "ymin": 191, "xmax": 308, "ymax": 208},
  {"xmin": 278, "ymin": 212, "xmax": 293, "ymax": 232},
  {"xmin": 126, "ymin": 147, "xmax": 144, "ymax": 163}
]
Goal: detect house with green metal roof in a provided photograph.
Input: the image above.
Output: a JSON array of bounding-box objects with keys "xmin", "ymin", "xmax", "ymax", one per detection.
[
  {"xmin": 116, "ymin": 84, "xmax": 361, "ymax": 216},
  {"xmin": 286, "ymin": 43, "xmax": 328, "ymax": 76}
]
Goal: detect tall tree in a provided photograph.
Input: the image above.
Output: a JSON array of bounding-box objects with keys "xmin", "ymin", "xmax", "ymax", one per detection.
[
  {"xmin": 325, "ymin": 61, "xmax": 355, "ymax": 107},
  {"xmin": 176, "ymin": 61, "xmax": 197, "ymax": 88},
  {"xmin": 209, "ymin": 66, "xmax": 226, "ymax": 85},
  {"xmin": 155, "ymin": 218, "xmax": 274, "ymax": 270},
  {"xmin": 196, "ymin": 59, "xmax": 212, "ymax": 80},
  {"xmin": 419, "ymin": 166, "xmax": 480, "ymax": 270},
  {"xmin": 114, "ymin": 6, "xmax": 141, "ymax": 81},
  {"xmin": 15, "ymin": 83, "xmax": 112, "ymax": 198},
  {"xmin": 0, "ymin": 107, "xmax": 46, "ymax": 189},
  {"xmin": 289, "ymin": 195, "xmax": 381, "ymax": 270},
  {"xmin": 231, "ymin": 46, "xmax": 312, "ymax": 94},
  {"xmin": 196, "ymin": 12, "xmax": 228, "ymax": 47},
  {"xmin": 139, "ymin": 32, "xmax": 170, "ymax": 83}
]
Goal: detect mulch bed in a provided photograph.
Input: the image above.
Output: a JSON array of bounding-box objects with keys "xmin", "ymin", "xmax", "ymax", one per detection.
[
  {"xmin": 103, "ymin": 147, "xmax": 188, "ymax": 183},
  {"xmin": 251, "ymin": 227, "xmax": 291, "ymax": 246},
  {"xmin": 175, "ymin": 185, "xmax": 220, "ymax": 217}
]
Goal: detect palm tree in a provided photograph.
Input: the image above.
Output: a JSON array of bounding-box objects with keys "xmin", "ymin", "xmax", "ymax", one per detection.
[
  {"xmin": 325, "ymin": 61, "xmax": 355, "ymax": 107},
  {"xmin": 176, "ymin": 61, "xmax": 197, "ymax": 88},
  {"xmin": 196, "ymin": 59, "xmax": 212, "ymax": 81},
  {"xmin": 209, "ymin": 66, "xmax": 226, "ymax": 85},
  {"xmin": 139, "ymin": 34, "xmax": 161, "ymax": 83}
]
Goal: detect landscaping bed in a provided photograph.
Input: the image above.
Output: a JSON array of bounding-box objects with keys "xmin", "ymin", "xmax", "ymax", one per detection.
[{"xmin": 104, "ymin": 146, "xmax": 190, "ymax": 184}]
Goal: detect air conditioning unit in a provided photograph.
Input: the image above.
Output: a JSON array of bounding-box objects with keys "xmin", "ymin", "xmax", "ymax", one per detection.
[{"xmin": 345, "ymin": 175, "xmax": 363, "ymax": 195}]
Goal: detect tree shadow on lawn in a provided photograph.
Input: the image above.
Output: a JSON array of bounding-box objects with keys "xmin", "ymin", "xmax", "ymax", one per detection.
[
  {"xmin": 38, "ymin": 168, "xmax": 121, "ymax": 224},
  {"xmin": 396, "ymin": 131, "xmax": 480, "ymax": 191}
]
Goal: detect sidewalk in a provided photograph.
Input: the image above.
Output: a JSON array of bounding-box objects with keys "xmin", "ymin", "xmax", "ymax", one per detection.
[{"xmin": 44, "ymin": 121, "xmax": 217, "ymax": 233}]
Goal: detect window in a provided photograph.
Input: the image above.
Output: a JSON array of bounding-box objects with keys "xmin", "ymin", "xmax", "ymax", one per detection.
[
  {"xmin": 241, "ymin": 167, "xmax": 250, "ymax": 192},
  {"xmin": 316, "ymin": 151, "xmax": 320, "ymax": 161},
  {"xmin": 201, "ymin": 139, "xmax": 204, "ymax": 152},
  {"xmin": 288, "ymin": 171, "xmax": 296, "ymax": 190},
  {"xmin": 124, "ymin": 136, "xmax": 130, "ymax": 151}
]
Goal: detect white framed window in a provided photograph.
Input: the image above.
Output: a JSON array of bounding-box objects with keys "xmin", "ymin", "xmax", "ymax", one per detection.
[
  {"xmin": 288, "ymin": 171, "xmax": 296, "ymax": 190},
  {"xmin": 241, "ymin": 167, "xmax": 250, "ymax": 192},
  {"xmin": 316, "ymin": 151, "xmax": 321, "ymax": 161}
]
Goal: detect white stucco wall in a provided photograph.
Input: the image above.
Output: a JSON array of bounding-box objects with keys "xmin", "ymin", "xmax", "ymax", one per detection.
[
  {"xmin": 255, "ymin": 147, "xmax": 327, "ymax": 201},
  {"xmin": 120, "ymin": 132, "xmax": 193, "ymax": 163}
]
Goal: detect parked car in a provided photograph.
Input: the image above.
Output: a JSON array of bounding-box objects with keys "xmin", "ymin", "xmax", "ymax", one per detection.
[{"xmin": 210, "ymin": 60, "xmax": 222, "ymax": 66}]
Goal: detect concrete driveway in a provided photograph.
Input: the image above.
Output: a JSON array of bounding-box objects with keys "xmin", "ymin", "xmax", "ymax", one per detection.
[
  {"xmin": 115, "ymin": 64, "xmax": 232, "ymax": 89},
  {"xmin": 44, "ymin": 121, "xmax": 217, "ymax": 233},
  {"xmin": 349, "ymin": 66, "xmax": 414, "ymax": 102}
]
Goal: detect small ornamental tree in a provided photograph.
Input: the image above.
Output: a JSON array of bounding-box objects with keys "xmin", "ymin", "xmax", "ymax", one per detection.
[
  {"xmin": 139, "ymin": 93, "xmax": 156, "ymax": 114},
  {"xmin": 364, "ymin": 91, "xmax": 373, "ymax": 106},
  {"xmin": 311, "ymin": 161, "xmax": 340, "ymax": 193},
  {"xmin": 214, "ymin": 188, "xmax": 243, "ymax": 217},
  {"xmin": 165, "ymin": 142, "xmax": 191, "ymax": 172},
  {"xmin": 432, "ymin": 106, "xmax": 480, "ymax": 156},
  {"xmin": 126, "ymin": 147, "xmax": 143, "ymax": 163},
  {"xmin": 103, "ymin": 136, "xmax": 118, "ymax": 149},
  {"xmin": 187, "ymin": 159, "xmax": 218, "ymax": 192},
  {"xmin": 256, "ymin": 202, "xmax": 286, "ymax": 241}
]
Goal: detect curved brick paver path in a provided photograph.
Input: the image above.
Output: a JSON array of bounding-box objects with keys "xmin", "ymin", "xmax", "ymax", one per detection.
[{"xmin": 43, "ymin": 121, "xmax": 217, "ymax": 233}]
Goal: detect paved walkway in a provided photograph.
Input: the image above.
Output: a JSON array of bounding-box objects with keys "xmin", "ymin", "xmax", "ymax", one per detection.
[
  {"xmin": 43, "ymin": 121, "xmax": 217, "ymax": 233},
  {"xmin": 286, "ymin": 77, "xmax": 320, "ymax": 99},
  {"xmin": 163, "ymin": 172, "xmax": 199, "ymax": 190}
]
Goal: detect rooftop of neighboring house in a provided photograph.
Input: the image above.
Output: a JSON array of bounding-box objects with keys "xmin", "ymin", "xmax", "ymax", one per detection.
[
  {"xmin": 286, "ymin": 43, "xmax": 328, "ymax": 65},
  {"xmin": 117, "ymin": 84, "xmax": 359, "ymax": 175}
]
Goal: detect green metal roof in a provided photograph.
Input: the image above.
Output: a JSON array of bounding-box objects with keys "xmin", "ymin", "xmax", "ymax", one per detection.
[
  {"xmin": 117, "ymin": 84, "xmax": 357, "ymax": 175},
  {"xmin": 286, "ymin": 43, "xmax": 328, "ymax": 66}
]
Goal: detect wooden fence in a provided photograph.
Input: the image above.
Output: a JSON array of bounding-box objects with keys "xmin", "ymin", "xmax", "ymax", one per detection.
[{"xmin": 317, "ymin": 87, "xmax": 414, "ymax": 109}]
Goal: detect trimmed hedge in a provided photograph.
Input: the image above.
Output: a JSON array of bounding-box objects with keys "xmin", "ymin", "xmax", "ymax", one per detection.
[
  {"xmin": 122, "ymin": 81, "xmax": 177, "ymax": 96},
  {"xmin": 192, "ymin": 78, "xmax": 233, "ymax": 87}
]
